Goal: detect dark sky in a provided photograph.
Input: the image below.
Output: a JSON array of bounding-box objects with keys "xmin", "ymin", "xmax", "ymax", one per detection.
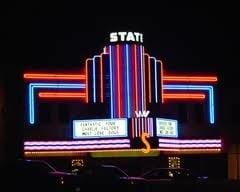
[
  {"xmin": 2, "ymin": 3, "xmax": 239, "ymax": 130},
  {"xmin": 3, "ymin": 3, "xmax": 238, "ymax": 79}
]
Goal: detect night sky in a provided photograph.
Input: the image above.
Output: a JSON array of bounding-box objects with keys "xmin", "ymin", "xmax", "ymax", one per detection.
[{"xmin": 1, "ymin": 2, "xmax": 239, "ymax": 158}]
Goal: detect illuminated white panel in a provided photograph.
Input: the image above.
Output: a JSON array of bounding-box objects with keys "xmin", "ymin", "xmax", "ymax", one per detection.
[
  {"xmin": 110, "ymin": 32, "xmax": 143, "ymax": 43},
  {"xmin": 156, "ymin": 118, "xmax": 178, "ymax": 138},
  {"xmin": 73, "ymin": 118, "xmax": 128, "ymax": 139}
]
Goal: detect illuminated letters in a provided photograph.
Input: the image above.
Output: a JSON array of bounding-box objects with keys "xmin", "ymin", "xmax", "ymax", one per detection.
[
  {"xmin": 110, "ymin": 32, "xmax": 143, "ymax": 43},
  {"xmin": 118, "ymin": 32, "xmax": 127, "ymax": 41},
  {"xmin": 141, "ymin": 132, "xmax": 151, "ymax": 154},
  {"xmin": 126, "ymin": 32, "xmax": 135, "ymax": 41},
  {"xmin": 135, "ymin": 110, "xmax": 150, "ymax": 118},
  {"xmin": 134, "ymin": 32, "xmax": 142, "ymax": 42},
  {"xmin": 110, "ymin": 32, "xmax": 118, "ymax": 42}
]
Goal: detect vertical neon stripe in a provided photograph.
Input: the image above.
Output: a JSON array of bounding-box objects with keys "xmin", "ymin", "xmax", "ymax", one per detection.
[
  {"xmin": 109, "ymin": 46, "xmax": 114, "ymax": 118},
  {"xmin": 140, "ymin": 45, "xmax": 144, "ymax": 112},
  {"xmin": 160, "ymin": 60, "xmax": 164, "ymax": 103},
  {"xmin": 134, "ymin": 45, "xmax": 138, "ymax": 112},
  {"xmin": 123, "ymin": 45, "xmax": 126, "ymax": 117},
  {"xmin": 148, "ymin": 118, "xmax": 150, "ymax": 136},
  {"xmin": 152, "ymin": 118, "xmax": 154, "ymax": 136},
  {"xmin": 119, "ymin": 45, "xmax": 124, "ymax": 117},
  {"xmin": 147, "ymin": 118, "xmax": 150, "ymax": 134},
  {"xmin": 141, "ymin": 118, "xmax": 144, "ymax": 135},
  {"xmin": 93, "ymin": 56, "xmax": 96, "ymax": 103},
  {"xmin": 143, "ymin": 47, "xmax": 146, "ymax": 110},
  {"xmin": 150, "ymin": 118, "xmax": 153, "ymax": 136},
  {"xmin": 132, "ymin": 118, "xmax": 134, "ymax": 138},
  {"xmin": 145, "ymin": 54, "xmax": 151, "ymax": 103},
  {"xmin": 135, "ymin": 118, "xmax": 138, "ymax": 137},
  {"xmin": 113, "ymin": 46, "xmax": 117, "ymax": 117},
  {"xmin": 85, "ymin": 60, "xmax": 88, "ymax": 103},
  {"xmin": 123, "ymin": 45, "xmax": 127, "ymax": 117},
  {"xmin": 100, "ymin": 54, "xmax": 103, "ymax": 103},
  {"xmin": 154, "ymin": 58, "xmax": 158, "ymax": 103},
  {"xmin": 148, "ymin": 56, "xmax": 151, "ymax": 103},
  {"xmin": 209, "ymin": 87, "xmax": 214, "ymax": 124},
  {"xmin": 138, "ymin": 118, "xmax": 141, "ymax": 137},
  {"xmin": 132, "ymin": 46, "xmax": 136, "ymax": 116},
  {"xmin": 117, "ymin": 45, "xmax": 121, "ymax": 117},
  {"xmin": 145, "ymin": 118, "xmax": 147, "ymax": 133},
  {"xmin": 29, "ymin": 84, "xmax": 34, "ymax": 124},
  {"xmin": 103, "ymin": 46, "xmax": 107, "ymax": 54},
  {"xmin": 126, "ymin": 44, "xmax": 130, "ymax": 118}
]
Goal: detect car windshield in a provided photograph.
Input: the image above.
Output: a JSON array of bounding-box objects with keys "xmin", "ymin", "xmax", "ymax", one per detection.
[
  {"xmin": 102, "ymin": 166, "xmax": 128, "ymax": 177},
  {"xmin": 24, "ymin": 160, "xmax": 57, "ymax": 173}
]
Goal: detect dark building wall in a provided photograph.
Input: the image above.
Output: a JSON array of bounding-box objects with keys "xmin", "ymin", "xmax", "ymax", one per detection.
[
  {"xmin": 0, "ymin": 81, "xmax": 5, "ymax": 163},
  {"xmin": 4, "ymin": 68, "xmax": 24, "ymax": 161}
]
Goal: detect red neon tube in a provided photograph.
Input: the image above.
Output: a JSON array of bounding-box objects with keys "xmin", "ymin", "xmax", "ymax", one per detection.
[
  {"xmin": 24, "ymin": 73, "xmax": 86, "ymax": 80},
  {"xmin": 38, "ymin": 92, "xmax": 86, "ymax": 98},
  {"xmin": 163, "ymin": 75, "xmax": 217, "ymax": 82},
  {"xmin": 163, "ymin": 93, "xmax": 205, "ymax": 100}
]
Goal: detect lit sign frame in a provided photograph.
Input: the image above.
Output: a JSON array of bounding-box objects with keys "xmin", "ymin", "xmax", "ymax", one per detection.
[
  {"xmin": 73, "ymin": 118, "xmax": 128, "ymax": 139},
  {"xmin": 156, "ymin": 118, "xmax": 178, "ymax": 138},
  {"xmin": 23, "ymin": 31, "xmax": 220, "ymax": 156}
]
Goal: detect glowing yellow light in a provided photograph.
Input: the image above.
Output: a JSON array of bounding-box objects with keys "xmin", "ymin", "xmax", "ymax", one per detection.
[
  {"xmin": 141, "ymin": 132, "xmax": 151, "ymax": 154},
  {"xmin": 24, "ymin": 148, "xmax": 221, "ymax": 157}
]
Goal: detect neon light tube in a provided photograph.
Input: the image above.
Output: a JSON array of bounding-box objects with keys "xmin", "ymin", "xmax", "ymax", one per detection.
[
  {"xmin": 93, "ymin": 56, "xmax": 96, "ymax": 103},
  {"xmin": 159, "ymin": 148, "xmax": 221, "ymax": 152},
  {"xmin": 117, "ymin": 45, "xmax": 121, "ymax": 117},
  {"xmin": 147, "ymin": 56, "xmax": 158, "ymax": 103},
  {"xmin": 92, "ymin": 53, "xmax": 106, "ymax": 103},
  {"xmin": 100, "ymin": 54, "xmax": 103, "ymax": 103},
  {"xmin": 24, "ymin": 148, "xmax": 221, "ymax": 153},
  {"xmin": 135, "ymin": 118, "xmax": 138, "ymax": 137},
  {"xmin": 126, "ymin": 44, "xmax": 130, "ymax": 118},
  {"xmin": 163, "ymin": 75, "xmax": 218, "ymax": 82},
  {"xmin": 158, "ymin": 60, "xmax": 164, "ymax": 103},
  {"xmin": 154, "ymin": 58, "xmax": 158, "ymax": 103},
  {"xmin": 159, "ymin": 143, "xmax": 221, "ymax": 148},
  {"xmin": 24, "ymin": 144, "xmax": 130, "ymax": 150},
  {"xmin": 24, "ymin": 148, "xmax": 221, "ymax": 157},
  {"xmin": 143, "ymin": 48, "xmax": 146, "ymax": 110},
  {"xmin": 24, "ymin": 73, "xmax": 86, "ymax": 80},
  {"xmin": 38, "ymin": 92, "xmax": 86, "ymax": 98},
  {"xmin": 85, "ymin": 58, "xmax": 92, "ymax": 103},
  {"xmin": 144, "ymin": 54, "xmax": 152, "ymax": 103},
  {"xmin": 163, "ymin": 93, "xmax": 206, "ymax": 99},
  {"xmin": 134, "ymin": 45, "xmax": 138, "ymax": 112},
  {"xmin": 140, "ymin": 45, "xmax": 144, "ymax": 111},
  {"xmin": 163, "ymin": 85, "xmax": 215, "ymax": 124},
  {"xmin": 138, "ymin": 118, "xmax": 141, "ymax": 136},
  {"xmin": 24, "ymin": 139, "xmax": 130, "ymax": 145},
  {"xmin": 159, "ymin": 138, "xmax": 221, "ymax": 144},
  {"xmin": 109, "ymin": 45, "xmax": 114, "ymax": 118},
  {"xmin": 29, "ymin": 83, "xmax": 85, "ymax": 124}
]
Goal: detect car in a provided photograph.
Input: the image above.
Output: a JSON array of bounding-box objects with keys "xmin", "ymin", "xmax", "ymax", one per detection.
[
  {"xmin": 1, "ymin": 159, "xmax": 81, "ymax": 192},
  {"xmin": 75, "ymin": 164, "xmax": 148, "ymax": 192},
  {"xmin": 141, "ymin": 168, "xmax": 197, "ymax": 184}
]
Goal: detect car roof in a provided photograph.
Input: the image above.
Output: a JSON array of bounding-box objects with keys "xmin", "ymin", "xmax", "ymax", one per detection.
[
  {"xmin": 16, "ymin": 159, "xmax": 57, "ymax": 171},
  {"xmin": 101, "ymin": 165, "xmax": 118, "ymax": 168}
]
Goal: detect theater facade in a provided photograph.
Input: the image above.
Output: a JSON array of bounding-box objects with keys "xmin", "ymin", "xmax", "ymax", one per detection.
[{"xmin": 23, "ymin": 32, "xmax": 225, "ymax": 175}]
